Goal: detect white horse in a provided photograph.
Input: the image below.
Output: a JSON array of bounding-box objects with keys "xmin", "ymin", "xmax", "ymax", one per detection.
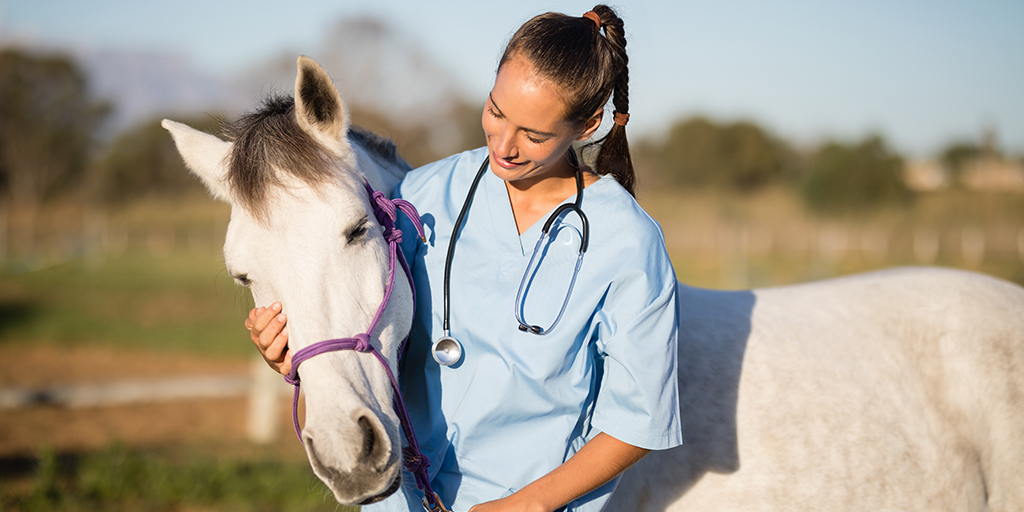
[{"xmin": 165, "ymin": 57, "xmax": 1024, "ymax": 511}]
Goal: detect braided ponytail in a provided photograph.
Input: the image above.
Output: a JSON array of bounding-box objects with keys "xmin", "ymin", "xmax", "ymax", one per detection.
[
  {"xmin": 499, "ymin": 5, "xmax": 637, "ymax": 196},
  {"xmin": 589, "ymin": 5, "xmax": 634, "ymax": 196}
]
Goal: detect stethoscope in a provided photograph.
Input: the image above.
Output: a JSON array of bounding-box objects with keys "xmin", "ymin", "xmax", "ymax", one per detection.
[{"xmin": 431, "ymin": 149, "xmax": 590, "ymax": 367}]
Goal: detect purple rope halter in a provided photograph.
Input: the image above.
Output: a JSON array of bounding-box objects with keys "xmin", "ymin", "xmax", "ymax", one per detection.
[{"xmin": 284, "ymin": 181, "xmax": 444, "ymax": 510}]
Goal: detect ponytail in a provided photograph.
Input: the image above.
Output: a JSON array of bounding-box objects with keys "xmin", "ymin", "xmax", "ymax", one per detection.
[{"xmin": 499, "ymin": 5, "xmax": 637, "ymax": 196}]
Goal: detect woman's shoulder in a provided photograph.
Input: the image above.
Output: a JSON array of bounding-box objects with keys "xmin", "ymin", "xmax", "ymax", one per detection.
[{"xmin": 586, "ymin": 174, "xmax": 667, "ymax": 247}]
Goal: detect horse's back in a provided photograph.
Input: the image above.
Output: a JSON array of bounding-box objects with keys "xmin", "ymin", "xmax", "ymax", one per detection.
[{"xmin": 612, "ymin": 267, "xmax": 1024, "ymax": 511}]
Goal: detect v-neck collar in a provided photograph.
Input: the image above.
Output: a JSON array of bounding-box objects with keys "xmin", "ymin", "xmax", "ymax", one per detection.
[{"xmin": 481, "ymin": 167, "xmax": 594, "ymax": 273}]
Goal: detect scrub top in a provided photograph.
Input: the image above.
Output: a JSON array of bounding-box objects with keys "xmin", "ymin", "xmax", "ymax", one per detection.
[{"xmin": 367, "ymin": 147, "xmax": 682, "ymax": 512}]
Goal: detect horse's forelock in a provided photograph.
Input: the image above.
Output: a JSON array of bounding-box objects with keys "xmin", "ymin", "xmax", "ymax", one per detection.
[{"xmin": 225, "ymin": 94, "xmax": 336, "ymax": 220}]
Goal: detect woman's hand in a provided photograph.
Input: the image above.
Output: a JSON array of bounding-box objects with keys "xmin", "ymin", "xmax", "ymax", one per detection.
[
  {"xmin": 245, "ymin": 302, "xmax": 292, "ymax": 375},
  {"xmin": 467, "ymin": 494, "xmax": 545, "ymax": 512}
]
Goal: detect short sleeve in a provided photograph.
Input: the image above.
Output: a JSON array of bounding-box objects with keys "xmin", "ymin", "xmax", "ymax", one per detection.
[{"xmin": 589, "ymin": 248, "xmax": 683, "ymax": 451}]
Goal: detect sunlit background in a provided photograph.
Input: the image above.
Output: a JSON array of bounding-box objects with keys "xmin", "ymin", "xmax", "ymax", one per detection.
[{"xmin": 1, "ymin": 1, "xmax": 1022, "ymax": 510}]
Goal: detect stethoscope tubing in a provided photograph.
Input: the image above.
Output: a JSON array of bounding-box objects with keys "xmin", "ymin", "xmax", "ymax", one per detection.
[
  {"xmin": 441, "ymin": 159, "xmax": 489, "ymax": 337},
  {"xmin": 435, "ymin": 149, "xmax": 589, "ymax": 365}
]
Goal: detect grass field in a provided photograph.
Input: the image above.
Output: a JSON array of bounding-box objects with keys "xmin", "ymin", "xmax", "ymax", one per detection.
[
  {"xmin": 0, "ymin": 251, "xmax": 252, "ymax": 356},
  {"xmin": 1, "ymin": 443, "xmax": 356, "ymax": 512}
]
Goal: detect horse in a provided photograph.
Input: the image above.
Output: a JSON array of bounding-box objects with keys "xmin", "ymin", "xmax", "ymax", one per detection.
[
  {"xmin": 164, "ymin": 56, "xmax": 1024, "ymax": 511},
  {"xmin": 164, "ymin": 56, "xmax": 413, "ymax": 505}
]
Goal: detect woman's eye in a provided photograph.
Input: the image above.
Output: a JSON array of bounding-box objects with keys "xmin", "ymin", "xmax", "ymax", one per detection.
[
  {"xmin": 526, "ymin": 135, "xmax": 547, "ymax": 144},
  {"xmin": 487, "ymin": 106, "xmax": 503, "ymax": 119}
]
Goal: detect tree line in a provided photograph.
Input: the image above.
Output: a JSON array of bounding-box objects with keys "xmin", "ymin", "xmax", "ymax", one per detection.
[{"xmin": 0, "ymin": 48, "xmax": 1008, "ymax": 216}]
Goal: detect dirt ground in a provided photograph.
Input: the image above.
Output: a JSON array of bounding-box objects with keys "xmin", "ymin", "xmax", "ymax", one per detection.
[{"xmin": 0, "ymin": 345, "xmax": 299, "ymax": 458}]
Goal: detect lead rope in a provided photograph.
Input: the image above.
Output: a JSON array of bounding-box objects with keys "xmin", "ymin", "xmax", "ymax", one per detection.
[{"xmin": 284, "ymin": 181, "xmax": 447, "ymax": 512}]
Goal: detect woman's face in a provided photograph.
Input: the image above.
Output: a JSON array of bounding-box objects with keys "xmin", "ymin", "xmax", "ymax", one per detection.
[{"xmin": 482, "ymin": 56, "xmax": 601, "ymax": 185}]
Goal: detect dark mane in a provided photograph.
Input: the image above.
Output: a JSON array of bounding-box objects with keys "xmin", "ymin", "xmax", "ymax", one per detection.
[
  {"xmin": 224, "ymin": 94, "xmax": 334, "ymax": 220},
  {"xmin": 349, "ymin": 127, "xmax": 412, "ymax": 174}
]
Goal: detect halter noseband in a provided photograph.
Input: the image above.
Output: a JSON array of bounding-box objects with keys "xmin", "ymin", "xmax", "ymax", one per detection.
[{"xmin": 283, "ymin": 181, "xmax": 445, "ymax": 511}]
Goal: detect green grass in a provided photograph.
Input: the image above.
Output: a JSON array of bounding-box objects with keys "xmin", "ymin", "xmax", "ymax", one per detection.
[
  {"xmin": 0, "ymin": 251, "xmax": 253, "ymax": 356},
  {"xmin": 1, "ymin": 443, "xmax": 358, "ymax": 512}
]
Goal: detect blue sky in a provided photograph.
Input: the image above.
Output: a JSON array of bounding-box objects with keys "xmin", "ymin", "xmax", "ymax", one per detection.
[{"xmin": 1, "ymin": 0, "xmax": 1022, "ymax": 156}]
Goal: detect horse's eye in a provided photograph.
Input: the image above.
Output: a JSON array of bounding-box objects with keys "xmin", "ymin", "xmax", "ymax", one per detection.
[
  {"xmin": 347, "ymin": 220, "xmax": 369, "ymax": 244},
  {"xmin": 232, "ymin": 273, "xmax": 252, "ymax": 287}
]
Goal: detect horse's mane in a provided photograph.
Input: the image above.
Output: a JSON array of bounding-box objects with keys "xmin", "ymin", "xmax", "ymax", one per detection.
[
  {"xmin": 223, "ymin": 94, "xmax": 408, "ymax": 220},
  {"xmin": 349, "ymin": 127, "xmax": 412, "ymax": 174}
]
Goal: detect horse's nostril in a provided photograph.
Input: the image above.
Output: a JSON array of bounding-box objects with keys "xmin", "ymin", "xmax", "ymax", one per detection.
[
  {"xmin": 359, "ymin": 415, "xmax": 378, "ymax": 459},
  {"xmin": 357, "ymin": 414, "xmax": 390, "ymax": 469}
]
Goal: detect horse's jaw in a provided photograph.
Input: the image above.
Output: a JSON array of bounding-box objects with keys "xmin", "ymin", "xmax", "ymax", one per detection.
[
  {"xmin": 274, "ymin": 237, "xmax": 413, "ymax": 505},
  {"xmin": 298, "ymin": 354, "xmax": 404, "ymax": 504}
]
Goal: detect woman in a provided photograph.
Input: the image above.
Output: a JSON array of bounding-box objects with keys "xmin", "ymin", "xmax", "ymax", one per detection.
[{"xmin": 247, "ymin": 6, "xmax": 681, "ymax": 512}]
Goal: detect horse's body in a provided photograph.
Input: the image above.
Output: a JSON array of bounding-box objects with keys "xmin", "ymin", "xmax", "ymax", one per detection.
[
  {"xmin": 614, "ymin": 267, "xmax": 1024, "ymax": 511},
  {"xmin": 165, "ymin": 57, "xmax": 1024, "ymax": 511}
]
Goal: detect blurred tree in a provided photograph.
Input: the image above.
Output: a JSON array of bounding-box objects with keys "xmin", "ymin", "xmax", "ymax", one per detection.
[
  {"xmin": 349, "ymin": 99, "xmax": 483, "ymax": 169},
  {"xmin": 638, "ymin": 116, "xmax": 792, "ymax": 191},
  {"xmin": 938, "ymin": 141, "xmax": 982, "ymax": 186},
  {"xmin": 445, "ymin": 99, "xmax": 486, "ymax": 155},
  {"xmin": 90, "ymin": 116, "xmax": 221, "ymax": 202},
  {"xmin": 800, "ymin": 135, "xmax": 911, "ymax": 214},
  {"xmin": 0, "ymin": 49, "xmax": 109, "ymax": 207}
]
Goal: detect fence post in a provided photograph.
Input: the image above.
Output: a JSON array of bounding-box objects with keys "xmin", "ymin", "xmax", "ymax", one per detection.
[{"xmin": 247, "ymin": 356, "xmax": 284, "ymax": 443}]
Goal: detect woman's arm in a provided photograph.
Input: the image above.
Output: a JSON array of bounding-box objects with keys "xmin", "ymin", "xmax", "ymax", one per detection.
[
  {"xmin": 245, "ymin": 303, "xmax": 292, "ymax": 375},
  {"xmin": 468, "ymin": 432, "xmax": 649, "ymax": 512}
]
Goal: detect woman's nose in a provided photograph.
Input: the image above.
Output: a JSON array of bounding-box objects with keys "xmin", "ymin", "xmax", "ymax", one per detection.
[{"xmin": 493, "ymin": 126, "xmax": 516, "ymax": 158}]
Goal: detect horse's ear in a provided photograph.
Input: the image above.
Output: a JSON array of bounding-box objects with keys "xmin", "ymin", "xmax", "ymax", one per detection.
[
  {"xmin": 162, "ymin": 119, "xmax": 233, "ymax": 202},
  {"xmin": 294, "ymin": 55, "xmax": 349, "ymax": 142}
]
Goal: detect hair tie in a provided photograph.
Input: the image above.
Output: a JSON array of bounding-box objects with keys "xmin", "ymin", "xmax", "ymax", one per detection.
[
  {"xmin": 613, "ymin": 111, "xmax": 629, "ymax": 127},
  {"xmin": 583, "ymin": 11, "xmax": 602, "ymax": 30}
]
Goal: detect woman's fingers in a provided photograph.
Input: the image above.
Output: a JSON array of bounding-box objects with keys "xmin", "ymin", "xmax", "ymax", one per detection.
[
  {"xmin": 258, "ymin": 312, "xmax": 287, "ymax": 351},
  {"xmin": 277, "ymin": 341, "xmax": 293, "ymax": 376},
  {"xmin": 263, "ymin": 323, "xmax": 289, "ymax": 362},
  {"xmin": 247, "ymin": 303, "xmax": 282, "ymax": 348},
  {"xmin": 245, "ymin": 303, "xmax": 291, "ymax": 374}
]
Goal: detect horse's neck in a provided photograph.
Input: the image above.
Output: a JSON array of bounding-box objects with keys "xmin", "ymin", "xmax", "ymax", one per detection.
[{"xmin": 352, "ymin": 144, "xmax": 406, "ymax": 197}]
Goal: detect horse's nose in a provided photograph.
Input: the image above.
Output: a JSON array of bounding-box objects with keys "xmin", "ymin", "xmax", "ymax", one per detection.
[
  {"xmin": 302, "ymin": 408, "xmax": 397, "ymax": 504},
  {"xmin": 303, "ymin": 407, "xmax": 393, "ymax": 474}
]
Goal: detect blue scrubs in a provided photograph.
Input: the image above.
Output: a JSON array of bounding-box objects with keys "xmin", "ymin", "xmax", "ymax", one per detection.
[{"xmin": 368, "ymin": 147, "xmax": 682, "ymax": 512}]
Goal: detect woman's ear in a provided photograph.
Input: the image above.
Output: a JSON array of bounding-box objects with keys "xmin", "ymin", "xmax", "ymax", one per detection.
[{"xmin": 576, "ymin": 108, "xmax": 605, "ymax": 141}]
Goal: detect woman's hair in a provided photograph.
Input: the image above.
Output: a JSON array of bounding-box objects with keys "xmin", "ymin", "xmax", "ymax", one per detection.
[{"xmin": 499, "ymin": 5, "xmax": 635, "ymax": 196}]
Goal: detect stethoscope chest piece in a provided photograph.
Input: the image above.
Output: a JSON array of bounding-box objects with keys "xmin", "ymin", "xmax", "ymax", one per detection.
[{"xmin": 431, "ymin": 335, "xmax": 463, "ymax": 366}]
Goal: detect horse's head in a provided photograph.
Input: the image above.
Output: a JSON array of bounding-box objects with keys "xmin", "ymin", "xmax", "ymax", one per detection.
[{"xmin": 163, "ymin": 56, "xmax": 412, "ymax": 505}]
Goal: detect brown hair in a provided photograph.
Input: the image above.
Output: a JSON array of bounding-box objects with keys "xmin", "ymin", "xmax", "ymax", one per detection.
[{"xmin": 499, "ymin": 5, "xmax": 635, "ymax": 196}]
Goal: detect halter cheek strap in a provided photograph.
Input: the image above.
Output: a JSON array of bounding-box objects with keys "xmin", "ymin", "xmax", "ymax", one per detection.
[{"xmin": 284, "ymin": 181, "xmax": 445, "ymax": 511}]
